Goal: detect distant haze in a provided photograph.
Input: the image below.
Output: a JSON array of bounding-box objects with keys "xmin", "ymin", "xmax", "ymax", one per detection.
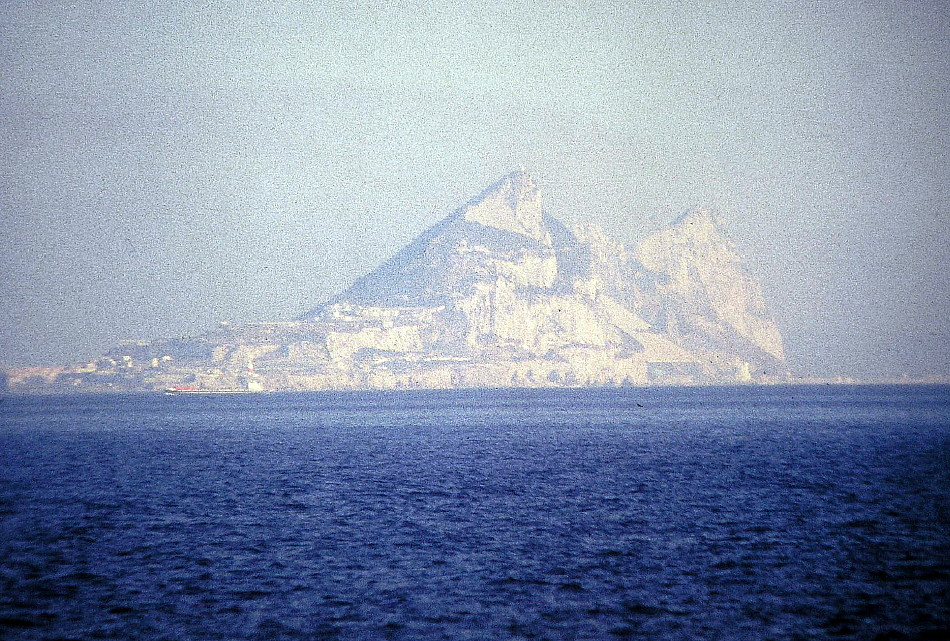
[{"xmin": 2, "ymin": 0, "xmax": 948, "ymax": 379}]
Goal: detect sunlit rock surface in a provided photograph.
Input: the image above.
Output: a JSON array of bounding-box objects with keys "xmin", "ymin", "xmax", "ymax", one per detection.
[
  {"xmin": 13, "ymin": 171, "xmax": 790, "ymax": 392},
  {"xmin": 635, "ymin": 210, "xmax": 786, "ymax": 367}
]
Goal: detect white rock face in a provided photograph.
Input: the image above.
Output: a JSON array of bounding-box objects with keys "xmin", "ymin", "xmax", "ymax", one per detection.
[
  {"xmin": 462, "ymin": 171, "xmax": 550, "ymax": 245},
  {"xmin": 73, "ymin": 171, "xmax": 789, "ymax": 393},
  {"xmin": 325, "ymin": 325, "xmax": 422, "ymax": 363},
  {"xmin": 635, "ymin": 210, "xmax": 786, "ymax": 363},
  {"xmin": 289, "ymin": 172, "xmax": 789, "ymax": 388}
]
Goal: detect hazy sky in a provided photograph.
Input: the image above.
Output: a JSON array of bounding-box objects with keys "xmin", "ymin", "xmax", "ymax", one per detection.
[{"xmin": 2, "ymin": 0, "xmax": 948, "ymax": 378}]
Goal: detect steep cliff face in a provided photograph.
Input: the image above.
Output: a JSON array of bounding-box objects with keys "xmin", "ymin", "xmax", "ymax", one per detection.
[
  {"xmin": 22, "ymin": 171, "xmax": 789, "ymax": 393},
  {"xmin": 303, "ymin": 171, "xmax": 559, "ymax": 310},
  {"xmin": 461, "ymin": 170, "xmax": 549, "ymax": 245},
  {"xmin": 297, "ymin": 170, "xmax": 788, "ymax": 384},
  {"xmin": 634, "ymin": 210, "xmax": 786, "ymax": 371}
]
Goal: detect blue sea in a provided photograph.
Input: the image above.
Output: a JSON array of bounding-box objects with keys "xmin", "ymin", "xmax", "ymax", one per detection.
[{"xmin": 1, "ymin": 386, "xmax": 948, "ymax": 641}]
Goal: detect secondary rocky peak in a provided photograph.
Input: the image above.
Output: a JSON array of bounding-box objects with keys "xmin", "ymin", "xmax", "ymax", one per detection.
[
  {"xmin": 636, "ymin": 209, "xmax": 733, "ymax": 275},
  {"xmin": 635, "ymin": 208, "xmax": 786, "ymax": 365},
  {"xmin": 670, "ymin": 208, "xmax": 727, "ymax": 241},
  {"xmin": 461, "ymin": 170, "xmax": 549, "ymax": 244}
]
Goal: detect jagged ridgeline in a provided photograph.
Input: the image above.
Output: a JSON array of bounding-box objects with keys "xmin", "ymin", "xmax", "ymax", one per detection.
[{"xmin": 39, "ymin": 171, "xmax": 789, "ymax": 392}]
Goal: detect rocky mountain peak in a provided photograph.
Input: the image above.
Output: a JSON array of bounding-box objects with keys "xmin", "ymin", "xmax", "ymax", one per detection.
[
  {"xmin": 635, "ymin": 208, "xmax": 786, "ymax": 364},
  {"xmin": 636, "ymin": 208, "xmax": 734, "ymax": 275},
  {"xmin": 669, "ymin": 209, "xmax": 727, "ymax": 242},
  {"xmin": 12, "ymin": 170, "xmax": 793, "ymax": 394},
  {"xmin": 460, "ymin": 169, "xmax": 549, "ymax": 244},
  {"xmin": 21, "ymin": 171, "xmax": 793, "ymax": 394}
]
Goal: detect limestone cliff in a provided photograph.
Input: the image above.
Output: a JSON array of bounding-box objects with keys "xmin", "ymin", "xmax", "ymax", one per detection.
[
  {"xmin": 17, "ymin": 171, "xmax": 790, "ymax": 393},
  {"xmin": 290, "ymin": 170, "xmax": 787, "ymax": 387},
  {"xmin": 634, "ymin": 210, "xmax": 786, "ymax": 372}
]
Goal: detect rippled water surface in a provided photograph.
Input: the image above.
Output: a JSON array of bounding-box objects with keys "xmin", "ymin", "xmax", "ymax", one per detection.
[{"xmin": 1, "ymin": 386, "xmax": 948, "ymax": 640}]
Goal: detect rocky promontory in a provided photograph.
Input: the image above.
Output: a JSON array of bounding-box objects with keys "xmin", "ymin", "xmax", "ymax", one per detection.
[{"xmin": 6, "ymin": 171, "xmax": 789, "ymax": 393}]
